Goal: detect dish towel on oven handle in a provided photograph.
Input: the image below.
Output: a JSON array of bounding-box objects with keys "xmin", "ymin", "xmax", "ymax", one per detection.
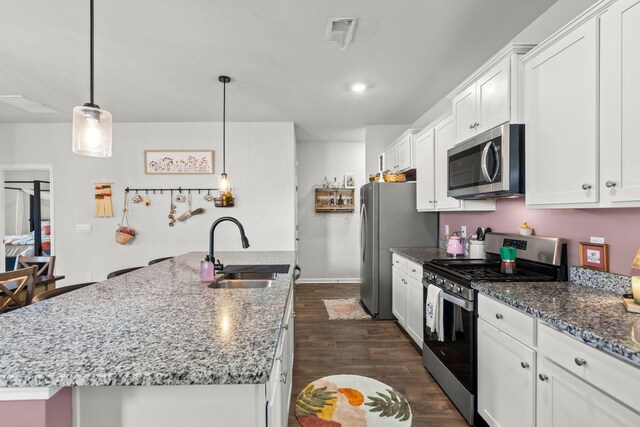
[{"xmin": 425, "ymin": 284, "xmax": 444, "ymax": 341}]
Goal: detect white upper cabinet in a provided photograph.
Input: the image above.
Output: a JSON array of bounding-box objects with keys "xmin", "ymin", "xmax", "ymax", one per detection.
[
  {"xmin": 449, "ymin": 44, "xmax": 534, "ymax": 145},
  {"xmin": 415, "ymin": 127, "xmax": 435, "ymax": 211},
  {"xmin": 385, "ymin": 129, "xmax": 419, "ymax": 172},
  {"xmin": 600, "ymin": 0, "xmax": 640, "ymax": 206},
  {"xmin": 523, "ymin": 19, "xmax": 599, "ymax": 207},
  {"xmin": 414, "ymin": 111, "xmax": 495, "ymax": 212}
]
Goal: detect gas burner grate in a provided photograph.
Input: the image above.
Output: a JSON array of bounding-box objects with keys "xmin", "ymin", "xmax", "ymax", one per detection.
[{"xmin": 447, "ymin": 265, "xmax": 553, "ymax": 282}]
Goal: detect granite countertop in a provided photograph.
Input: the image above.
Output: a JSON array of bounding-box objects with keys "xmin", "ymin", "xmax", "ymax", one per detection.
[
  {"xmin": 473, "ymin": 281, "xmax": 640, "ymax": 366},
  {"xmin": 390, "ymin": 247, "xmax": 452, "ymax": 265},
  {"xmin": 0, "ymin": 251, "xmax": 296, "ymax": 387}
]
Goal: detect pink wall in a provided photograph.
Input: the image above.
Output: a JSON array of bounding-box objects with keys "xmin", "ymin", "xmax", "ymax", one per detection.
[
  {"xmin": 440, "ymin": 198, "xmax": 640, "ymax": 275},
  {"xmin": 0, "ymin": 387, "xmax": 71, "ymax": 427}
]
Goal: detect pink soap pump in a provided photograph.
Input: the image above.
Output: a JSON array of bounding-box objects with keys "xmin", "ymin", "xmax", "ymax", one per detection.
[{"xmin": 200, "ymin": 255, "xmax": 215, "ymax": 282}]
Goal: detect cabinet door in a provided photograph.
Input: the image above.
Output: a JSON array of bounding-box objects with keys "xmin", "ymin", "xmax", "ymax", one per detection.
[
  {"xmin": 434, "ymin": 115, "xmax": 462, "ymax": 210},
  {"xmin": 476, "ymin": 57, "xmax": 510, "ymax": 134},
  {"xmin": 385, "ymin": 144, "xmax": 399, "ymax": 171},
  {"xmin": 453, "ymin": 84, "xmax": 477, "ymax": 144},
  {"xmin": 391, "ymin": 266, "xmax": 406, "ymax": 327},
  {"xmin": 415, "ymin": 129, "xmax": 436, "ymax": 211},
  {"xmin": 601, "ymin": 0, "xmax": 640, "ymax": 204},
  {"xmin": 397, "ymin": 135, "xmax": 412, "ymax": 171},
  {"xmin": 267, "ymin": 355, "xmax": 283, "ymax": 427},
  {"xmin": 537, "ymin": 356, "xmax": 640, "ymax": 427},
  {"xmin": 525, "ymin": 20, "xmax": 599, "ymax": 207},
  {"xmin": 405, "ymin": 276, "xmax": 424, "ymax": 349},
  {"xmin": 477, "ymin": 319, "xmax": 535, "ymax": 427}
]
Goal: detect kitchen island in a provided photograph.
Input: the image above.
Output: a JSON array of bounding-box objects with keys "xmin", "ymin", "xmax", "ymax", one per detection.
[{"xmin": 0, "ymin": 251, "xmax": 296, "ymax": 427}]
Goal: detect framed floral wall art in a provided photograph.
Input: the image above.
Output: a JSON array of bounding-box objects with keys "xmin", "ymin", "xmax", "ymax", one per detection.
[{"xmin": 144, "ymin": 150, "xmax": 214, "ymax": 174}]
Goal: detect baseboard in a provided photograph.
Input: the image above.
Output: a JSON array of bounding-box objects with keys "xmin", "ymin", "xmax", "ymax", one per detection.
[{"xmin": 296, "ymin": 278, "xmax": 362, "ymax": 284}]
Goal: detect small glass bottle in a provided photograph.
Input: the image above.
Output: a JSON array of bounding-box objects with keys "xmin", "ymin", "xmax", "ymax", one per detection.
[{"xmin": 201, "ymin": 255, "xmax": 214, "ymax": 281}]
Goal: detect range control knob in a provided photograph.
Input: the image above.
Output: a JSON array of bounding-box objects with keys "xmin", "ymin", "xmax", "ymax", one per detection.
[
  {"xmin": 455, "ymin": 286, "xmax": 463, "ymax": 294},
  {"xmin": 446, "ymin": 282, "xmax": 454, "ymax": 291},
  {"xmin": 436, "ymin": 277, "xmax": 444, "ymax": 285}
]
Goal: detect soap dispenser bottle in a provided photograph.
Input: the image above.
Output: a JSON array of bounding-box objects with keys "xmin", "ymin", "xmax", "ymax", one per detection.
[{"xmin": 201, "ymin": 255, "xmax": 215, "ymax": 282}]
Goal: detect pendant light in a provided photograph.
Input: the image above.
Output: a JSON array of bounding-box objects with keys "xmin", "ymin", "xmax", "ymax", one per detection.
[
  {"xmin": 72, "ymin": 0, "xmax": 112, "ymax": 157},
  {"xmin": 218, "ymin": 76, "xmax": 232, "ymax": 195}
]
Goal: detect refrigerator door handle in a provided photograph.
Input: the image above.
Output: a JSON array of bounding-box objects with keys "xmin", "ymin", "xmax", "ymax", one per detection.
[{"xmin": 360, "ymin": 203, "xmax": 367, "ymax": 262}]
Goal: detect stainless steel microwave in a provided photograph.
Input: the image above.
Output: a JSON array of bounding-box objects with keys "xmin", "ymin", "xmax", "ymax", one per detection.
[{"xmin": 447, "ymin": 123, "xmax": 524, "ymax": 199}]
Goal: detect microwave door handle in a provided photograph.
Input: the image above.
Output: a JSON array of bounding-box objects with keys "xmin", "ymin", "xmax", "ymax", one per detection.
[{"xmin": 481, "ymin": 141, "xmax": 500, "ymax": 183}]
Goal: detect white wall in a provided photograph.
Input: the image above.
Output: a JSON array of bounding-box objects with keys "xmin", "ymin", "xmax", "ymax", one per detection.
[
  {"xmin": 0, "ymin": 122, "xmax": 296, "ymax": 284},
  {"xmin": 296, "ymin": 140, "xmax": 365, "ymax": 281},
  {"xmin": 364, "ymin": 125, "xmax": 410, "ymax": 178}
]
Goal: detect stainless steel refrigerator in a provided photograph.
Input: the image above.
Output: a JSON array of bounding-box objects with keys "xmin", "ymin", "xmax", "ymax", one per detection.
[{"xmin": 360, "ymin": 182, "xmax": 438, "ymax": 319}]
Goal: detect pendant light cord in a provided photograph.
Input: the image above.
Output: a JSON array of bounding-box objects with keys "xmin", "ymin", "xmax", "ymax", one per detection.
[
  {"xmin": 89, "ymin": 0, "xmax": 94, "ymax": 105},
  {"xmin": 222, "ymin": 79, "xmax": 226, "ymax": 174}
]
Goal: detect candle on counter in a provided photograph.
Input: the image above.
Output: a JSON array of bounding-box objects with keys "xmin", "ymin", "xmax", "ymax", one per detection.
[{"xmin": 632, "ymin": 276, "xmax": 640, "ymax": 304}]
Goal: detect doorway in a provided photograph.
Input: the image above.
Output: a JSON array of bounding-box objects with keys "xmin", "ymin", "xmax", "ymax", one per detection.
[{"xmin": 0, "ymin": 165, "xmax": 54, "ymax": 273}]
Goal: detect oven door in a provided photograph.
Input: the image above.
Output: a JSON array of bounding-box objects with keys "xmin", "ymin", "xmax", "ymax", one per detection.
[{"xmin": 423, "ymin": 279, "xmax": 475, "ymax": 392}]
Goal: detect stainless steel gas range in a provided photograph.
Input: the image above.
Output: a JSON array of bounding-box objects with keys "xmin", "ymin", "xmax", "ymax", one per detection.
[{"xmin": 422, "ymin": 233, "xmax": 567, "ymax": 425}]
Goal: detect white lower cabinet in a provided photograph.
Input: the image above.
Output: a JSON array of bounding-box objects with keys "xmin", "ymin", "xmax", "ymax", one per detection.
[
  {"xmin": 405, "ymin": 275, "xmax": 424, "ymax": 349},
  {"xmin": 391, "ymin": 256, "xmax": 423, "ymax": 348},
  {"xmin": 477, "ymin": 319, "xmax": 535, "ymax": 427},
  {"xmin": 477, "ymin": 294, "xmax": 640, "ymax": 427},
  {"xmin": 536, "ymin": 355, "xmax": 640, "ymax": 427},
  {"xmin": 391, "ymin": 265, "xmax": 407, "ymax": 327}
]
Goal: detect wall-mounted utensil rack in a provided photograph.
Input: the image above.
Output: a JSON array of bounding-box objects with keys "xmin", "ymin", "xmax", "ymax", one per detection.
[{"xmin": 124, "ymin": 186, "xmax": 218, "ymax": 195}]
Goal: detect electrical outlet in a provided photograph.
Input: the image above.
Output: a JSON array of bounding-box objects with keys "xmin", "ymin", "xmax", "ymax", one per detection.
[
  {"xmin": 445, "ymin": 224, "xmax": 450, "ymax": 236},
  {"xmin": 86, "ymin": 273, "xmax": 93, "ymax": 281},
  {"xmin": 590, "ymin": 236, "xmax": 605, "ymax": 244},
  {"xmin": 461, "ymin": 226, "xmax": 467, "ymax": 238},
  {"xmin": 76, "ymin": 224, "xmax": 92, "ymax": 233}
]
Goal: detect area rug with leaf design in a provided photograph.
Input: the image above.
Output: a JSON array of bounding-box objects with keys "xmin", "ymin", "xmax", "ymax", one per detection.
[{"xmin": 295, "ymin": 374, "xmax": 412, "ymax": 426}]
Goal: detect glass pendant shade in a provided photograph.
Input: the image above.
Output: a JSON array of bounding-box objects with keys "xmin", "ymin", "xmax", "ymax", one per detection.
[
  {"xmin": 72, "ymin": 104, "xmax": 112, "ymax": 157},
  {"xmin": 218, "ymin": 172, "xmax": 231, "ymax": 194}
]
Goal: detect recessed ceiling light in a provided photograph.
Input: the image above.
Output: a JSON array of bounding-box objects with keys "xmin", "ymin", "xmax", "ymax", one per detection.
[{"xmin": 350, "ymin": 83, "xmax": 367, "ymax": 93}]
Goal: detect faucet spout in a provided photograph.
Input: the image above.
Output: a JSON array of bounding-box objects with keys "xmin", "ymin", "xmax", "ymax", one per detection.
[{"xmin": 209, "ymin": 216, "xmax": 250, "ymax": 270}]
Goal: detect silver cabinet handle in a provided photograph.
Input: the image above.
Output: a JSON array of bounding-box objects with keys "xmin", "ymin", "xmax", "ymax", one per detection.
[
  {"xmin": 605, "ymin": 181, "xmax": 617, "ymax": 188},
  {"xmin": 291, "ymin": 312, "xmax": 296, "ymax": 318},
  {"xmin": 582, "ymin": 184, "xmax": 592, "ymax": 190},
  {"xmin": 395, "ymin": 260, "xmax": 399, "ymax": 264},
  {"xmin": 282, "ymin": 324, "xmax": 289, "ymax": 330},
  {"xmin": 574, "ymin": 357, "xmax": 587, "ymax": 366},
  {"xmin": 521, "ymin": 362, "xmax": 530, "ymax": 369},
  {"xmin": 280, "ymin": 370, "xmax": 288, "ymax": 383},
  {"xmin": 469, "ymin": 124, "xmax": 474, "ymax": 130},
  {"xmin": 539, "ymin": 374, "xmax": 549, "ymax": 381},
  {"xmin": 495, "ymin": 313, "xmax": 503, "ymax": 319},
  {"xmin": 412, "ymin": 269, "xmax": 417, "ymax": 273}
]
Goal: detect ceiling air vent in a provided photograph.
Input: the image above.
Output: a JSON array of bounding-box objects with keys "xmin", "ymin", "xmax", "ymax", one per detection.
[{"xmin": 326, "ymin": 17, "xmax": 358, "ymax": 50}]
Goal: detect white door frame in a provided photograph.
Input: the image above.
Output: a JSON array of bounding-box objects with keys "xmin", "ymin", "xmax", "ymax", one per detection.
[{"xmin": 0, "ymin": 164, "xmax": 55, "ymax": 273}]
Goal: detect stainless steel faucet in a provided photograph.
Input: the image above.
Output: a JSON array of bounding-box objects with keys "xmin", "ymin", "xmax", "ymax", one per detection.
[{"xmin": 209, "ymin": 216, "xmax": 250, "ymax": 270}]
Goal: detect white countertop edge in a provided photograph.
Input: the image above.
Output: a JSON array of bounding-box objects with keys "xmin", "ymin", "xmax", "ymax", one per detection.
[{"xmin": 0, "ymin": 386, "xmax": 63, "ymax": 401}]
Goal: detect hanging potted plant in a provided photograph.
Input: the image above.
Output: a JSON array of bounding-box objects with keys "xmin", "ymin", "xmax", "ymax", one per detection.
[{"xmin": 115, "ymin": 193, "xmax": 137, "ymax": 245}]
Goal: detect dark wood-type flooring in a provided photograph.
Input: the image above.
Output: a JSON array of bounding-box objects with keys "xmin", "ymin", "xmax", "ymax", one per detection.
[{"xmin": 288, "ymin": 283, "xmax": 467, "ymax": 426}]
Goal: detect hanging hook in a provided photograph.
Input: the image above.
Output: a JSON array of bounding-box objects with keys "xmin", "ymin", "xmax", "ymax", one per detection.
[
  {"xmin": 146, "ymin": 190, "xmax": 148, "ymax": 195},
  {"xmin": 178, "ymin": 187, "xmax": 182, "ymax": 194},
  {"xmin": 207, "ymin": 189, "xmax": 211, "ymax": 195},
  {"xmin": 198, "ymin": 189, "xmax": 201, "ymax": 194},
  {"xmin": 160, "ymin": 189, "xmax": 163, "ymax": 195},
  {"xmin": 188, "ymin": 189, "xmax": 191, "ymax": 195}
]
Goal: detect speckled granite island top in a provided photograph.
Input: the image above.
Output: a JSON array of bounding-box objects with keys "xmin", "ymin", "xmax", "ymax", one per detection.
[
  {"xmin": 473, "ymin": 281, "xmax": 640, "ymax": 366},
  {"xmin": 390, "ymin": 247, "xmax": 451, "ymax": 265},
  {"xmin": 0, "ymin": 251, "xmax": 296, "ymax": 387}
]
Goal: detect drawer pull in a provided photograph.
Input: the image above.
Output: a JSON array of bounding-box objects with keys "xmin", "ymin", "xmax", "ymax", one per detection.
[
  {"xmin": 539, "ymin": 374, "xmax": 549, "ymax": 382},
  {"xmin": 574, "ymin": 357, "xmax": 587, "ymax": 367},
  {"xmin": 521, "ymin": 361, "xmax": 530, "ymax": 369},
  {"xmin": 282, "ymin": 324, "xmax": 289, "ymax": 330},
  {"xmin": 280, "ymin": 371, "xmax": 288, "ymax": 383},
  {"xmin": 412, "ymin": 269, "xmax": 416, "ymax": 273},
  {"xmin": 495, "ymin": 313, "xmax": 503, "ymax": 319}
]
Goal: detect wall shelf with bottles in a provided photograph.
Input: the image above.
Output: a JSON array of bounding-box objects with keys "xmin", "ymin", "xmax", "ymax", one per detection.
[{"xmin": 315, "ymin": 188, "xmax": 355, "ymax": 213}]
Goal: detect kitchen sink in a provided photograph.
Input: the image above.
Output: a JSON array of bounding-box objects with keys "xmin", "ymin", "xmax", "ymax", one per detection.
[{"xmin": 208, "ymin": 272, "xmax": 276, "ymax": 289}]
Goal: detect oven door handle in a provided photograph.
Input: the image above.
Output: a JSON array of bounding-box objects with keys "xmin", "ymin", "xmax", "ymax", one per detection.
[{"xmin": 441, "ymin": 291, "xmax": 474, "ymax": 311}]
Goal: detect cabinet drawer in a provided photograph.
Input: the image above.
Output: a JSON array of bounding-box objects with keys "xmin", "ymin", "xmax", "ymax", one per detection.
[
  {"xmin": 392, "ymin": 254, "xmax": 408, "ymax": 272},
  {"xmin": 538, "ymin": 322, "xmax": 640, "ymax": 410},
  {"xmin": 407, "ymin": 260, "xmax": 422, "ymax": 281},
  {"xmin": 478, "ymin": 294, "xmax": 535, "ymax": 347}
]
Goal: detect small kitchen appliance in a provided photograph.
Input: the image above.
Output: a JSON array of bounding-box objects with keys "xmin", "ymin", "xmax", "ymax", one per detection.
[
  {"xmin": 422, "ymin": 233, "xmax": 567, "ymax": 425},
  {"xmin": 447, "ymin": 233, "xmax": 465, "ymax": 257}
]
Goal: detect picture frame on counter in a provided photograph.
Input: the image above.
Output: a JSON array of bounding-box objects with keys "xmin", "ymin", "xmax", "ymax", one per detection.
[
  {"xmin": 579, "ymin": 242, "xmax": 609, "ymax": 272},
  {"xmin": 144, "ymin": 150, "xmax": 214, "ymax": 175}
]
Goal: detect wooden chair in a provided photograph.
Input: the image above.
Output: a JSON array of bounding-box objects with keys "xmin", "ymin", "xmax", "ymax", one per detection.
[
  {"xmin": 33, "ymin": 282, "xmax": 96, "ymax": 303},
  {"xmin": 16, "ymin": 256, "xmax": 56, "ymax": 291},
  {"xmin": 148, "ymin": 257, "xmax": 174, "ymax": 266},
  {"xmin": 107, "ymin": 267, "xmax": 143, "ymax": 279},
  {"xmin": 0, "ymin": 266, "xmax": 37, "ymax": 313}
]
